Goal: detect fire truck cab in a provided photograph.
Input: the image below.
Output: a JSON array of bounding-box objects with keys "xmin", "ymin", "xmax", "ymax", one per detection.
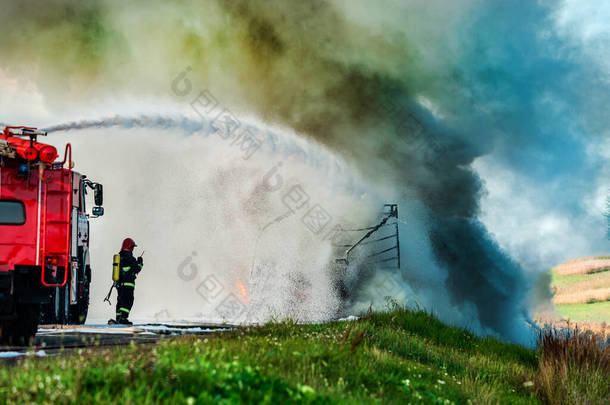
[{"xmin": 0, "ymin": 126, "xmax": 103, "ymax": 344}]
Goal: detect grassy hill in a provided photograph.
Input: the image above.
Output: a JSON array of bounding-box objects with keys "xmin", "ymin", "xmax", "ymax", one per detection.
[
  {"xmin": 551, "ymin": 257, "xmax": 610, "ymax": 325},
  {"xmin": 1, "ymin": 307, "xmax": 608, "ymax": 404}
]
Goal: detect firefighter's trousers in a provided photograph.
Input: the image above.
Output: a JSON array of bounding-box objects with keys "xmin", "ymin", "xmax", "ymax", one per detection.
[{"xmin": 116, "ymin": 283, "xmax": 135, "ymax": 320}]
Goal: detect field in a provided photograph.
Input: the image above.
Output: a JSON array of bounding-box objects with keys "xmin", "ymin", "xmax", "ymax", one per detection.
[
  {"xmin": 553, "ymin": 257, "xmax": 610, "ymax": 277},
  {"xmin": 554, "ymin": 302, "xmax": 610, "ymax": 323},
  {"xmin": 0, "ymin": 307, "xmax": 608, "ymax": 404},
  {"xmin": 550, "ymin": 257, "xmax": 610, "ymax": 329}
]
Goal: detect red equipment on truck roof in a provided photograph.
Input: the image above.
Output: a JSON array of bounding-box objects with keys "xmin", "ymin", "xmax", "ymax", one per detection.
[{"xmin": 0, "ymin": 126, "xmax": 104, "ymax": 344}]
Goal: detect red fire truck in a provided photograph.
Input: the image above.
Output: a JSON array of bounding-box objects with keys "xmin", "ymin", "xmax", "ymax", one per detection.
[{"xmin": 0, "ymin": 126, "xmax": 104, "ymax": 344}]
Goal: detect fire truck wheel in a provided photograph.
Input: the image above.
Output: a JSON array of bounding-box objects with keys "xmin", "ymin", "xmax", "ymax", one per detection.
[{"xmin": 0, "ymin": 304, "xmax": 40, "ymax": 346}]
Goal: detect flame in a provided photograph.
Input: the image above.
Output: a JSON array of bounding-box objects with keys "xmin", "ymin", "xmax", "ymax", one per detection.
[{"xmin": 236, "ymin": 281, "xmax": 250, "ymax": 303}]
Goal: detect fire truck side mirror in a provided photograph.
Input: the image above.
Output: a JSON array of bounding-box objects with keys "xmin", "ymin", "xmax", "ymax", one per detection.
[
  {"xmin": 92, "ymin": 206, "xmax": 104, "ymax": 217},
  {"xmin": 94, "ymin": 184, "xmax": 104, "ymax": 206}
]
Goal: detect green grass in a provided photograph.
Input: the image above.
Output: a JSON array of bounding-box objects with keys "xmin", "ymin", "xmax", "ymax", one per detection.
[
  {"xmin": 551, "ymin": 270, "xmax": 610, "ymax": 289},
  {"xmin": 555, "ymin": 301, "xmax": 610, "ymax": 323},
  {"xmin": 0, "ymin": 308, "xmax": 543, "ymax": 404}
]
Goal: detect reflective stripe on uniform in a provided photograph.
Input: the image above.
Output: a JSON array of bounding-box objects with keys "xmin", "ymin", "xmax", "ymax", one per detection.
[
  {"xmin": 121, "ymin": 282, "xmax": 135, "ymax": 287},
  {"xmin": 119, "ymin": 307, "xmax": 130, "ymax": 314},
  {"xmin": 121, "ymin": 266, "xmax": 131, "ymax": 272}
]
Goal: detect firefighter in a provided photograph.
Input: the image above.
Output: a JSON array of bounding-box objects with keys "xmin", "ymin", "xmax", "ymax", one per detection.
[{"xmin": 114, "ymin": 238, "xmax": 143, "ymax": 325}]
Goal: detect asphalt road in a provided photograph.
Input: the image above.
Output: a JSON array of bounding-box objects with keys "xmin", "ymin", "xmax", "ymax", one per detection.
[{"xmin": 0, "ymin": 323, "xmax": 232, "ymax": 361}]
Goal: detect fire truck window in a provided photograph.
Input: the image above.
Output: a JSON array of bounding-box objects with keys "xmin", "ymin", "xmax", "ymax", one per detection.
[{"xmin": 0, "ymin": 200, "xmax": 26, "ymax": 225}]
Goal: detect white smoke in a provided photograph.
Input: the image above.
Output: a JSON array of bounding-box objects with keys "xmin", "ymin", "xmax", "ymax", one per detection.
[{"xmin": 43, "ymin": 114, "xmax": 383, "ymax": 324}]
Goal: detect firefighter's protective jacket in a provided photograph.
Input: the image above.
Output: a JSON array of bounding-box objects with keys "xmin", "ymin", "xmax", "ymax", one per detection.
[{"xmin": 118, "ymin": 250, "xmax": 142, "ymax": 285}]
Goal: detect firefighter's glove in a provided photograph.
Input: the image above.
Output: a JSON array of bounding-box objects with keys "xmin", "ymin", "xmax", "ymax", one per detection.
[{"xmin": 137, "ymin": 256, "xmax": 144, "ymax": 266}]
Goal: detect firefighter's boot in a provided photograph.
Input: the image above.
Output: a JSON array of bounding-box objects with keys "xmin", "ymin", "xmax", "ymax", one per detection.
[{"xmin": 116, "ymin": 316, "xmax": 133, "ymax": 326}]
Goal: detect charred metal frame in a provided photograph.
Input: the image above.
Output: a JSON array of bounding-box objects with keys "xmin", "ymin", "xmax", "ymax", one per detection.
[{"xmin": 335, "ymin": 204, "xmax": 400, "ymax": 269}]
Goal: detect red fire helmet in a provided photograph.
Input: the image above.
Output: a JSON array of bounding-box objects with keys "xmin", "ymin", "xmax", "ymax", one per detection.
[{"xmin": 121, "ymin": 238, "xmax": 137, "ymax": 252}]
